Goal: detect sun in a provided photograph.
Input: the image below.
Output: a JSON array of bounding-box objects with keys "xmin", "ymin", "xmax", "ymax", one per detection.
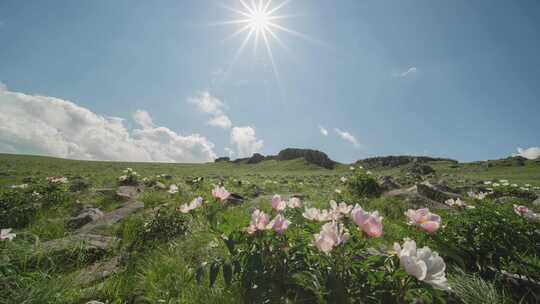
[{"xmin": 213, "ymin": 0, "xmax": 313, "ymax": 87}]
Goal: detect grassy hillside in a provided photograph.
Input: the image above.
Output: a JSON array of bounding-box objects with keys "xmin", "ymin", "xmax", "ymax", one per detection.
[{"xmin": 0, "ymin": 153, "xmax": 539, "ymax": 303}]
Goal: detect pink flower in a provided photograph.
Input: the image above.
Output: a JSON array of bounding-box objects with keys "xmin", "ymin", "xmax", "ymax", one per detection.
[
  {"xmin": 351, "ymin": 205, "xmax": 383, "ymax": 237},
  {"xmin": 212, "ymin": 185, "xmax": 230, "ymax": 202},
  {"xmin": 513, "ymin": 205, "xmax": 529, "ymax": 216},
  {"xmin": 272, "ymin": 194, "xmax": 287, "ymax": 212},
  {"xmin": 0, "ymin": 228, "xmax": 16, "ymax": 241},
  {"xmin": 269, "ymin": 214, "xmax": 290, "ymax": 234},
  {"xmin": 287, "ymin": 197, "xmax": 303, "ymax": 209},
  {"xmin": 405, "ymin": 208, "xmax": 441, "ymax": 234},
  {"xmin": 247, "ymin": 209, "xmax": 271, "ymax": 234},
  {"xmin": 314, "ymin": 221, "xmax": 349, "ymax": 253}
]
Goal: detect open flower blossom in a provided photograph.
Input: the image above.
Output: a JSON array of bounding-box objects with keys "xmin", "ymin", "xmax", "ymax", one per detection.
[
  {"xmin": 444, "ymin": 198, "xmax": 474, "ymax": 209},
  {"xmin": 351, "ymin": 205, "xmax": 383, "ymax": 237},
  {"xmin": 393, "ymin": 239, "xmax": 450, "ymax": 291},
  {"xmin": 168, "ymin": 184, "xmax": 179, "ymax": 194},
  {"xmin": 0, "ymin": 228, "xmax": 16, "ymax": 241},
  {"xmin": 334, "ymin": 189, "xmax": 342, "ymax": 194},
  {"xmin": 212, "ymin": 185, "xmax": 231, "ymax": 202},
  {"xmin": 178, "ymin": 197, "xmax": 203, "ymax": 213},
  {"xmin": 340, "ymin": 176, "xmax": 348, "ymax": 183},
  {"xmin": 314, "ymin": 221, "xmax": 350, "ymax": 253},
  {"xmin": 47, "ymin": 176, "xmax": 68, "ymax": 184},
  {"xmin": 483, "ymin": 181, "xmax": 492, "ymax": 185},
  {"xmin": 269, "ymin": 214, "xmax": 291, "ymax": 234},
  {"xmin": 247, "ymin": 209, "xmax": 271, "ymax": 234},
  {"xmin": 349, "ymin": 166, "xmax": 356, "ymax": 171},
  {"xmin": 405, "ymin": 208, "xmax": 441, "ymax": 234},
  {"xmin": 287, "ymin": 197, "xmax": 303, "ymax": 209},
  {"xmin": 467, "ymin": 191, "xmax": 490, "ymax": 200},
  {"xmin": 118, "ymin": 175, "xmax": 128, "ymax": 182},
  {"xmin": 272, "ymin": 194, "xmax": 287, "ymax": 212},
  {"xmin": 330, "ymin": 200, "xmax": 353, "ymax": 215},
  {"xmin": 513, "ymin": 205, "xmax": 540, "ymax": 223}
]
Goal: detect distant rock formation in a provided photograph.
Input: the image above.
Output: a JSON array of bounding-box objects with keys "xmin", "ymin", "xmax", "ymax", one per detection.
[
  {"xmin": 214, "ymin": 157, "xmax": 230, "ymax": 163},
  {"xmin": 277, "ymin": 148, "xmax": 336, "ymax": 169},
  {"xmin": 357, "ymin": 156, "xmax": 457, "ymax": 169},
  {"xmin": 228, "ymin": 148, "xmax": 337, "ymax": 169}
]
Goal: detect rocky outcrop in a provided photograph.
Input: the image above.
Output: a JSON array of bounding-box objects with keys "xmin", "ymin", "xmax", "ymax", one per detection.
[
  {"xmin": 215, "ymin": 157, "xmax": 230, "ymax": 163},
  {"xmin": 246, "ymin": 153, "xmax": 266, "ymax": 164},
  {"xmin": 277, "ymin": 148, "xmax": 336, "ymax": 169},
  {"xmin": 67, "ymin": 207, "xmax": 104, "ymax": 230},
  {"xmin": 76, "ymin": 256, "xmax": 122, "ymax": 286},
  {"xmin": 416, "ymin": 182, "xmax": 462, "ymax": 203},
  {"xmin": 377, "ymin": 176, "xmax": 401, "ymax": 191},
  {"xmin": 77, "ymin": 201, "xmax": 144, "ymax": 233},
  {"xmin": 406, "ymin": 163, "xmax": 435, "ymax": 177},
  {"xmin": 358, "ymin": 156, "xmax": 457, "ymax": 169}
]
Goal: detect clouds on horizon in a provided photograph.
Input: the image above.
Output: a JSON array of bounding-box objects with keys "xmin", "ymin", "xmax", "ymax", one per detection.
[
  {"xmin": 0, "ymin": 88, "xmax": 217, "ymax": 162},
  {"xmin": 230, "ymin": 126, "xmax": 264, "ymax": 158},
  {"xmin": 319, "ymin": 125, "xmax": 328, "ymax": 136},
  {"xmin": 514, "ymin": 147, "xmax": 540, "ymax": 160}
]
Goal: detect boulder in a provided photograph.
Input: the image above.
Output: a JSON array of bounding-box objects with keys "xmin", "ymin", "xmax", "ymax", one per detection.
[
  {"xmin": 246, "ymin": 153, "xmax": 266, "ymax": 164},
  {"xmin": 76, "ymin": 256, "xmax": 122, "ymax": 286},
  {"xmin": 377, "ymin": 176, "xmax": 401, "ymax": 191},
  {"xmin": 277, "ymin": 148, "xmax": 336, "ymax": 169},
  {"xmin": 77, "ymin": 201, "xmax": 144, "ymax": 233},
  {"xmin": 154, "ymin": 182, "xmax": 167, "ymax": 190},
  {"xmin": 416, "ymin": 182, "xmax": 461, "ymax": 203},
  {"xmin": 67, "ymin": 207, "xmax": 104, "ymax": 230},
  {"xmin": 215, "ymin": 156, "xmax": 231, "ymax": 163},
  {"xmin": 116, "ymin": 186, "xmax": 142, "ymax": 201},
  {"xmin": 226, "ymin": 193, "xmax": 245, "ymax": 204},
  {"xmin": 533, "ymin": 197, "xmax": 540, "ymax": 207}
]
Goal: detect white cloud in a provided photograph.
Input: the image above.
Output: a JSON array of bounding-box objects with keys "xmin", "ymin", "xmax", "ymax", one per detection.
[
  {"xmin": 514, "ymin": 147, "xmax": 540, "ymax": 160},
  {"xmin": 208, "ymin": 114, "xmax": 232, "ymax": 129},
  {"xmin": 334, "ymin": 128, "xmax": 360, "ymax": 148},
  {"xmin": 187, "ymin": 91, "xmax": 232, "ymax": 129},
  {"xmin": 224, "ymin": 147, "xmax": 235, "ymax": 158},
  {"xmin": 393, "ymin": 67, "xmax": 417, "ymax": 78},
  {"xmin": 319, "ymin": 125, "xmax": 328, "ymax": 136},
  {"xmin": 0, "ymin": 81, "xmax": 7, "ymax": 91},
  {"xmin": 230, "ymin": 126, "xmax": 263, "ymax": 158},
  {"xmin": 0, "ymin": 88, "xmax": 216, "ymax": 162}
]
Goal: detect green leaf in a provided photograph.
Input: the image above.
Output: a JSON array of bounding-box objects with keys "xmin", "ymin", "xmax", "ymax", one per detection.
[
  {"xmin": 223, "ymin": 262, "xmax": 233, "ymax": 286},
  {"xmin": 209, "ymin": 261, "xmax": 220, "ymax": 287}
]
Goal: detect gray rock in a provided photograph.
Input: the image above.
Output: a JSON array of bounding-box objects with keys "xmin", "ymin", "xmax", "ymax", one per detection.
[
  {"xmin": 39, "ymin": 234, "xmax": 118, "ymax": 256},
  {"xmin": 67, "ymin": 207, "xmax": 104, "ymax": 229},
  {"xmin": 154, "ymin": 182, "xmax": 167, "ymax": 190},
  {"xmin": 76, "ymin": 256, "xmax": 122, "ymax": 286},
  {"xmin": 77, "ymin": 201, "xmax": 144, "ymax": 233},
  {"xmin": 416, "ymin": 182, "xmax": 461, "ymax": 203},
  {"xmin": 378, "ymin": 176, "xmax": 401, "ymax": 191},
  {"xmin": 226, "ymin": 193, "xmax": 245, "ymax": 204},
  {"xmin": 533, "ymin": 197, "xmax": 540, "ymax": 206},
  {"xmin": 116, "ymin": 186, "xmax": 142, "ymax": 201}
]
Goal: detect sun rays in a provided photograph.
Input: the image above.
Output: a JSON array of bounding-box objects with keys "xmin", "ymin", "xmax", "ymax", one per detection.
[{"xmin": 212, "ymin": 0, "xmax": 313, "ymax": 90}]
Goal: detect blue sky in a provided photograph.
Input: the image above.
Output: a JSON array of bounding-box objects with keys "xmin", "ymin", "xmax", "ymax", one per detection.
[{"xmin": 1, "ymin": 0, "xmax": 539, "ymax": 163}]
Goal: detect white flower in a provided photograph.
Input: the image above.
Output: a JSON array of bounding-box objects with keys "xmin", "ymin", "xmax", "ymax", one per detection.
[
  {"xmin": 444, "ymin": 198, "xmax": 468, "ymax": 208},
  {"xmin": 0, "ymin": 228, "xmax": 16, "ymax": 241},
  {"xmin": 314, "ymin": 221, "xmax": 349, "ymax": 253},
  {"xmin": 287, "ymin": 197, "xmax": 303, "ymax": 209},
  {"xmin": 335, "ymin": 189, "xmax": 342, "ymax": 194},
  {"xmin": 511, "ymin": 184, "xmax": 518, "ymax": 187},
  {"xmin": 329, "ymin": 200, "xmax": 353, "ymax": 215},
  {"xmin": 483, "ymin": 181, "xmax": 492, "ymax": 185},
  {"xmin": 246, "ymin": 209, "xmax": 271, "ymax": 234},
  {"xmin": 366, "ymin": 171, "xmax": 373, "ymax": 175},
  {"xmin": 467, "ymin": 191, "xmax": 489, "ymax": 200},
  {"xmin": 492, "ymin": 183, "xmax": 500, "ymax": 187},
  {"xmin": 178, "ymin": 197, "xmax": 203, "ymax": 213},
  {"xmin": 271, "ymin": 195, "xmax": 287, "ymax": 212},
  {"xmin": 394, "ymin": 239, "xmax": 450, "ymax": 291},
  {"xmin": 47, "ymin": 176, "xmax": 68, "ymax": 184},
  {"xmin": 168, "ymin": 184, "xmax": 179, "ymax": 194},
  {"xmin": 349, "ymin": 166, "xmax": 356, "ymax": 171},
  {"xmin": 340, "ymin": 176, "xmax": 348, "ymax": 183},
  {"xmin": 499, "ymin": 179, "xmax": 508, "ymax": 183},
  {"xmin": 502, "ymin": 182, "xmax": 510, "ymax": 186}
]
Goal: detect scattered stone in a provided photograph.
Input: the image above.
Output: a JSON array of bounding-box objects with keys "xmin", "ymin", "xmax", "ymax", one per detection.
[
  {"xmin": 154, "ymin": 182, "xmax": 167, "ymax": 190},
  {"xmin": 77, "ymin": 201, "xmax": 144, "ymax": 233},
  {"xmin": 377, "ymin": 176, "xmax": 401, "ymax": 191},
  {"xmin": 67, "ymin": 207, "xmax": 104, "ymax": 230},
  {"xmin": 76, "ymin": 256, "xmax": 122, "ymax": 286},
  {"xmin": 116, "ymin": 186, "xmax": 142, "ymax": 201},
  {"xmin": 496, "ymin": 196, "xmax": 525, "ymax": 204},
  {"xmin": 533, "ymin": 197, "xmax": 540, "ymax": 207},
  {"xmin": 384, "ymin": 187, "xmax": 449, "ymax": 210},
  {"xmin": 226, "ymin": 193, "xmax": 245, "ymax": 204},
  {"xmin": 163, "ymin": 175, "xmax": 173, "ymax": 180},
  {"xmin": 95, "ymin": 188, "xmax": 116, "ymax": 196},
  {"xmin": 40, "ymin": 234, "xmax": 118, "ymax": 255},
  {"xmin": 416, "ymin": 182, "xmax": 461, "ymax": 203}
]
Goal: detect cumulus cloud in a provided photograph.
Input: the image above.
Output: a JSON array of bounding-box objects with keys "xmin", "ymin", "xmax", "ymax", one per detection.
[
  {"xmin": 230, "ymin": 126, "xmax": 264, "ymax": 158},
  {"xmin": 393, "ymin": 67, "xmax": 417, "ymax": 78},
  {"xmin": 514, "ymin": 147, "xmax": 540, "ymax": 160},
  {"xmin": 319, "ymin": 125, "xmax": 328, "ymax": 136},
  {"xmin": 208, "ymin": 114, "xmax": 232, "ymax": 129},
  {"xmin": 224, "ymin": 147, "xmax": 235, "ymax": 158},
  {"xmin": 334, "ymin": 128, "xmax": 360, "ymax": 148},
  {"xmin": 0, "ymin": 88, "xmax": 216, "ymax": 162},
  {"xmin": 187, "ymin": 91, "xmax": 232, "ymax": 129}
]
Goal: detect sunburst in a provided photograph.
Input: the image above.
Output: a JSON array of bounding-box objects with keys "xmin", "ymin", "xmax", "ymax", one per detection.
[{"xmin": 213, "ymin": 0, "xmax": 312, "ymax": 87}]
